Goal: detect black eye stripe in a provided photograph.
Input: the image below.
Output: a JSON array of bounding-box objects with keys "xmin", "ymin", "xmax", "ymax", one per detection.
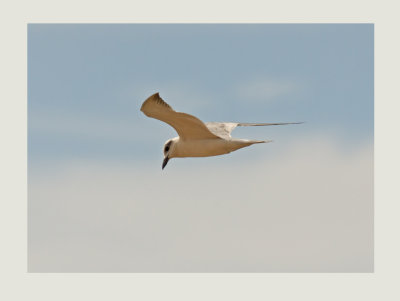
[{"xmin": 164, "ymin": 141, "xmax": 172, "ymax": 153}]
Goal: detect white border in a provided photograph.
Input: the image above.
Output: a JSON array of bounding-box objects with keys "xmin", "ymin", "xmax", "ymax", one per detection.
[{"xmin": 1, "ymin": 0, "xmax": 399, "ymax": 300}]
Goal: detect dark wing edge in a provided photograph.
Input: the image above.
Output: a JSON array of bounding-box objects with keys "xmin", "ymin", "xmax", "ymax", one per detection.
[{"xmin": 140, "ymin": 92, "xmax": 173, "ymax": 114}]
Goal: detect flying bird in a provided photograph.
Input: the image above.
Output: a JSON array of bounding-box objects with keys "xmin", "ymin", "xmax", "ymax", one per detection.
[{"xmin": 140, "ymin": 93, "xmax": 302, "ymax": 169}]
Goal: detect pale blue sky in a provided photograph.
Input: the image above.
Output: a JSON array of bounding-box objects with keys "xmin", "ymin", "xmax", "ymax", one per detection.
[
  {"xmin": 28, "ymin": 24, "xmax": 373, "ymax": 165},
  {"xmin": 28, "ymin": 24, "xmax": 374, "ymax": 272}
]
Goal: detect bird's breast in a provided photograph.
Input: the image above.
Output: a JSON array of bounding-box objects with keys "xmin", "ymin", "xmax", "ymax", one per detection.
[{"xmin": 174, "ymin": 139, "xmax": 235, "ymax": 158}]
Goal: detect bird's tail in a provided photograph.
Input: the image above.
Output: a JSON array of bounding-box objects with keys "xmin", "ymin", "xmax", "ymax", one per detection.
[
  {"xmin": 251, "ymin": 139, "xmax": 273, "ymax": 144},
  {"xmin": 230, "ymin": 139, "xmax": 272, "ymax": 152},
  {"xmin": 243, "ymin": 139, "xmax": 273, "ymax": 145}
]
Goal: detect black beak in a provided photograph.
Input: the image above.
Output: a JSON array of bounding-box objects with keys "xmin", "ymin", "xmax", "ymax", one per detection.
[{"xmin": 162, "ymin": 157, "xmax": 169, "ymax": 170}]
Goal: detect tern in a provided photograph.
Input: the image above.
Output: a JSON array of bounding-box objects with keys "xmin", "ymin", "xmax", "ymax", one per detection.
[{"xmin": 140, "ymin": 93, "xmax": 302, "ymax": 169}]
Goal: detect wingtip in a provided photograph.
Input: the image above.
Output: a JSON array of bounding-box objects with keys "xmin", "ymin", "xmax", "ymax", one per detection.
[
  {"xmin": 140, "ymin": 92, "xmax": 160, "ymax": 112},
  {"xmin": 140, "ymin": 92, "xmax": 173, "ymax": 115},
  {"xmin": 145, "ymin": 92, "xmax": 161, "ymax": 102}
]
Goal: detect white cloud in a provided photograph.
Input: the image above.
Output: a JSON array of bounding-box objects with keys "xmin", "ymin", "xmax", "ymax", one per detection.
[
  {"xmin": 28, "ymin": 135, "xmax": 373, "ymax": 272},
  {"xmin": 236, "ymin": 77, "xmax": 302, "ymax": 102}
]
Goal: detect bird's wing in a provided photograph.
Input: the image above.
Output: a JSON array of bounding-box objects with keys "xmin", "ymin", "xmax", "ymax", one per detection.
[
  {"xmin": 205, "ymin": 122, "xmax": 239, "ymax": 139},
  {"xmin": 140, "ymin": 93, "xmax": 220, "ymax": 141},
  {"xmin": 205, "ymin": 122, "xmax": 303, "ymax": 139}
]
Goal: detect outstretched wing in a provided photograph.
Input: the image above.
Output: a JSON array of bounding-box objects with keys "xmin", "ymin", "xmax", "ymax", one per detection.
[
  {"xmin": 206, "ymin": 122, "xmax": 303, "ymax": 139},
  {"xmin": 140, "ymin": 93, "xmax": 220, "ymax": 141}
]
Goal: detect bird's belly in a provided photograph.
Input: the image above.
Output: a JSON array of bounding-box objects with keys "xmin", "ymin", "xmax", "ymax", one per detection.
[{"xmin": 175, "ymin": 139, "xmax": 235, "ymax": 158}]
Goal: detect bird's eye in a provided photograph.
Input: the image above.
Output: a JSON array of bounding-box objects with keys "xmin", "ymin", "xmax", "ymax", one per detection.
[{"xmin": 165, "ymin": 146, "xmax": 170, "ymax": 152}]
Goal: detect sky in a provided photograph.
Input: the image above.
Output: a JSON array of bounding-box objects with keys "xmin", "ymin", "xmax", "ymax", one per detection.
[{"xmin": 28, "ymin": 24, "xmax": 374, "ymax": 272}]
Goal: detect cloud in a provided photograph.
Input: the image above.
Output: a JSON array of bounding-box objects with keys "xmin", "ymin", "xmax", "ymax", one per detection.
[
  {"xmin": 28, "ymin": 135, "xmax": 373, "ymax": 272},
  {"xmin": 236, "ymin": 77, "xmax": 303, "ymax": 102}
]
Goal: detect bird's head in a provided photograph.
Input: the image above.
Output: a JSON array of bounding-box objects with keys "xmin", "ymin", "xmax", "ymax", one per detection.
[{"xmin": 162, "ymin": 138, "xmax": 178, "ymax": 170}]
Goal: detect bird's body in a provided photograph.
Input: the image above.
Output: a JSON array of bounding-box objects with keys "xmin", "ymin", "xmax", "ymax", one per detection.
[
  {"xmin": 168, "ymin": 137, "xmax": 266, "ymax": 158},
  {"xmin": 140, "ymin": 92, "xmax": 302, "ymax": 169}
]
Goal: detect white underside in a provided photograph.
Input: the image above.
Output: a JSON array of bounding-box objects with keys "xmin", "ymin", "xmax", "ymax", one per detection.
[{"xmin": 171, "ymin": 138, "xmax": 268, "ymax": 158}]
